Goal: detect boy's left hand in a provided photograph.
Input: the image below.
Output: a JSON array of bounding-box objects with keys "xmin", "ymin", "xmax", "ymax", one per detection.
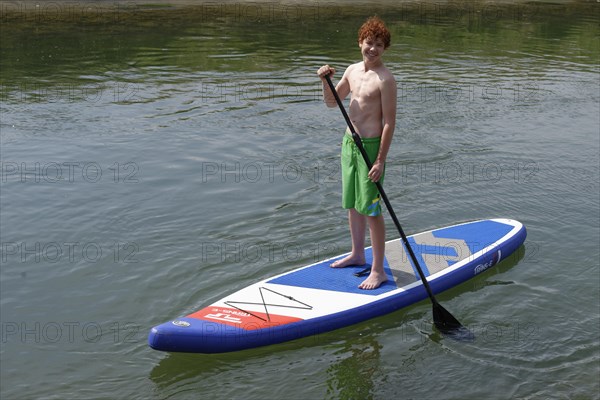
[{"xmin": 368, "ymin": 162, "xmax": 384, "ymax": 182}]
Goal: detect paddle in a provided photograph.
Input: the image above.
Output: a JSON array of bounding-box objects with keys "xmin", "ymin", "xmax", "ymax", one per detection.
[{"xmin": 323, "ymin": 74, "xmax": 473, "ymax": 340}]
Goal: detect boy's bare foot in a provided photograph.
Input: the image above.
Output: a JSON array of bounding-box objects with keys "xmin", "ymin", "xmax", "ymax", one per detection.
[
  {"xmin": 330, "ymin": 254, "xmax": 366, "ymax": 268},
  {"xmin": 358, "ymin": 270, "xmax": 388, "ymax": 290}
]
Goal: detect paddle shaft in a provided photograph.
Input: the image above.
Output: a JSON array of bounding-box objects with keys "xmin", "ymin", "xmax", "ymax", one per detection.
[{"xmin": 323, "ymin": 74, "xmax": 439, "ymax": 305}]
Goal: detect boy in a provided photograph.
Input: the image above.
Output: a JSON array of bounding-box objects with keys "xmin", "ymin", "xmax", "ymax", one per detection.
[{"xmin": 317, "ymin": 16, "xmax": 397, "ymax": 290}]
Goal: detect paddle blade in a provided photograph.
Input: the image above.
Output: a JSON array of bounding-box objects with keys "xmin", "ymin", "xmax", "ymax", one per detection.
[{"xmin": 433, "ymin": 303, "xmax": 474, "ymax": 341}]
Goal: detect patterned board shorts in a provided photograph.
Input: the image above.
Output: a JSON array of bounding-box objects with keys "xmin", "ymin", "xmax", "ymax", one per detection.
[{"xmin": 341, "ymin": 130, "xmax": 384, "ymax": 216}]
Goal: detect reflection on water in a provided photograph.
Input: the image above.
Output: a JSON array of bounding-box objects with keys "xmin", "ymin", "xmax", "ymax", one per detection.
[
  {"xmin": 1, "ymin": 1, "xmax": 598, "ymax": 96},
  {"xmin": 325, "ymin": 337, "xmax": 383, "ymax": 400}
]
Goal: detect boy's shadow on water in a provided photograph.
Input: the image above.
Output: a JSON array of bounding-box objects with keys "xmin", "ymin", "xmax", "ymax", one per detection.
[{"xmin": 149, "ymin": 245, "xmax": 527, "ymax": 396}]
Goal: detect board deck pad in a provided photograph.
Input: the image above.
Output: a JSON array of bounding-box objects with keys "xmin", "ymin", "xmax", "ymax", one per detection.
[
  {"xmin": 149, "ymin": 219, "xmax": 526, "ymax": 353},
  {"xmin": 269, "ymin": 219, "xmax": 513, "ymax": 293},
  {"xmin": 268, "ymin": 251, "xmax": 398, "ymax": 295}
]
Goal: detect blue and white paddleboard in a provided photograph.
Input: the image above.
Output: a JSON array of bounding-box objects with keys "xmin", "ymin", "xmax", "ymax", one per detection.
[{"xmin": 149, "ymin": 218, "xmax": 526, "ymax": 353}]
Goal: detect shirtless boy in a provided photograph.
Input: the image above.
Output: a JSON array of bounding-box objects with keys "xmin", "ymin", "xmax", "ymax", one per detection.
[{"xmin": 317, "ymin": 16, "xmax": 397, "ymax": 290}]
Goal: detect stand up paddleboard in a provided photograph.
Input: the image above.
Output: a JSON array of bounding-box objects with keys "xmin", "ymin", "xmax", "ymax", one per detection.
[{"xmin": 149, "ymin": 218, "xmax": 526, "ymax": 353}]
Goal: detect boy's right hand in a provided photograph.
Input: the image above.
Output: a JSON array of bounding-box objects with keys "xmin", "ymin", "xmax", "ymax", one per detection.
[{"xmin": 317, "ymin": 65, "xmax": 335, "ymax": 80}]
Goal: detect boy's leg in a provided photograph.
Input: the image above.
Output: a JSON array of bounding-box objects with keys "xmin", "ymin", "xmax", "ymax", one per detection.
[
  {"xmin": 359, "ymin": 214, "xmax": 388, "ymax": 290},
  {"xmin": 331, "ymin": 208, "xmax": 367, "ymax": 268}
]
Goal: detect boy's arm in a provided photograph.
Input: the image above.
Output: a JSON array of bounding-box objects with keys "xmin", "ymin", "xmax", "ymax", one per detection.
[
  {"xmin": 368, "ymin": 76, "xmax": 397, "ymax": 183},
  {"xmin": 319, "ymin": 65, "xmax": 351, "ymax": 108}
]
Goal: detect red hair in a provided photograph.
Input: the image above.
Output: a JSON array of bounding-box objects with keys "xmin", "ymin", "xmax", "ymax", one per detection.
[{"xmin": 358, "ymin": 16, "xmax": 391, "ymax": 49}]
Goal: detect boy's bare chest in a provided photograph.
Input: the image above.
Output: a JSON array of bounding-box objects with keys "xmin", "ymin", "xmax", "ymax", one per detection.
[{"xmin": 348, "ymin": 71, "xmax": 380, "ymax": 101}]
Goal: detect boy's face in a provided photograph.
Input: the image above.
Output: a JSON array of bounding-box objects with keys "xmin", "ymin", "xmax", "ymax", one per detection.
[{"xmin": 359, "ymin": 36, "xmax": 386, "ymax": 63}]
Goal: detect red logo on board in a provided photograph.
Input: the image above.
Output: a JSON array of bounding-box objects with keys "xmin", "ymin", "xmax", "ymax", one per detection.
[{"xmin": 187, "ymin": 306, "xmax": 303, "ymax": 331}]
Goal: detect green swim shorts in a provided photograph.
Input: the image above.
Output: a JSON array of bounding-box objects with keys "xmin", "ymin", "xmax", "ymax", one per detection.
[{"xmin": 341, "ymin": 130, "xmax": 384, "ymax": 216}]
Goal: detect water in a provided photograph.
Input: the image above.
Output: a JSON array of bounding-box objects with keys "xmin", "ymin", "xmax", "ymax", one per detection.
[{"xmin": 1, "ymin": 1, "xmax": 598, "ymax": 399}]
